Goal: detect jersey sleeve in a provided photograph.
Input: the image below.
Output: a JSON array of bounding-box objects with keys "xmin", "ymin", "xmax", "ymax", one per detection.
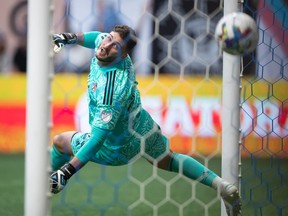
[
  {"xmin": 83, "ymin": 31, "xmax": 108, "ymax": 49},
  {"xmin": 75, "ymin": 127, "xmax": 109, "ymax": 164}
]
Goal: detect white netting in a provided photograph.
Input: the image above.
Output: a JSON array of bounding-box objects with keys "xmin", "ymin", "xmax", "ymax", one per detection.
[
  {"xmin": 50, "ymin": 0, "xmax": 288, "ymax": 215},
  {"xmin": 240, "ymin": 0, "xmax": 288, "ymax": 215}
]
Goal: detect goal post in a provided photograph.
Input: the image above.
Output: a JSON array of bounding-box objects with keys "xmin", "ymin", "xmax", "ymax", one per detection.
[
  {"xmin": 221, "ymin": 0, "xmax": 241, "ymax": 215},
  {"xmin": 24, "ymin": 0, "xmax": 53, "ymax": 215}
]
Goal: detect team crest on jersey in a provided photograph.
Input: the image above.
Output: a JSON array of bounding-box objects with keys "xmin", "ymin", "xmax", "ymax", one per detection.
[
  {"xmin": 100, "ymin": 110, "xmax": 112, "ymax": 123},
  {"xmin": 92, "ymin": 83, "xmax": 97, "ymax": 92}
]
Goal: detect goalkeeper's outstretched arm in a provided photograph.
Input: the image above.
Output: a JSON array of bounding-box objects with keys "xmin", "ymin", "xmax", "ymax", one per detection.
[{"xmin": 52, "ymin": 31, "xmax": 102, "ymax": 53}]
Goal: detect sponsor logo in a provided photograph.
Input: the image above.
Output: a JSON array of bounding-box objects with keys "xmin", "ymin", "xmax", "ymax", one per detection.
[{"xmin": 100, "ymin": 111, "xmax": 112, "ymax": 123}]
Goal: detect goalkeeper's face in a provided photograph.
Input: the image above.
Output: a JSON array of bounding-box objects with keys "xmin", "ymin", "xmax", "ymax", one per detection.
[{"xmin": 96, "ymin": 31, "xmax": 127, "ymax": 65}]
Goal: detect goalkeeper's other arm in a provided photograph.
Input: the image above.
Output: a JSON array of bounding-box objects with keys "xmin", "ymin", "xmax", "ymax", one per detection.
[
  {"xmin": 50, "ymin": 163, "xmax": 76, "ymax": 194},
  {"xmin": 50, "ymin": 128, "xmax": 108, "ymax": 194}
]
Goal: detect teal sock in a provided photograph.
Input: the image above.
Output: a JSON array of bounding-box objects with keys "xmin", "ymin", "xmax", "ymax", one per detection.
[
  {"xmin": 50, "ymin": 145, "xmax": 71, "ymax": 171},
  {"xmin": 169, "ymin": 153, "xmax": 217, "ymax": 187}
]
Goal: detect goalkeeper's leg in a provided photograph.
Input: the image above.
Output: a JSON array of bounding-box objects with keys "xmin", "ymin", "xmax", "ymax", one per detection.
[
  {"xmin": 50, "ymin": 131, "xmax": 76, "ymax": 171},
  {"xmin": 154, "ymin": 151, "xmax": 241, "ymax": 216},
  {"xmin": 143, "ymin": 130, "xmax": 241, "ymax": 215}
]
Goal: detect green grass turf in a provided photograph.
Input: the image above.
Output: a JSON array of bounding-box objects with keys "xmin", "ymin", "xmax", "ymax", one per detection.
[
  {"xmin": 0, "ymin": 154, "xmax": 24, "ymax": 216},
  {"xmin": 1, "ymin": 154, "xmax": 287, "ymax": 216}
]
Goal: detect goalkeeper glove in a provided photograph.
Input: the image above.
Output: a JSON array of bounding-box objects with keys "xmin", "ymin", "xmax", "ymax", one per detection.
[
  {"xmin": 52, "ymin": 33, "xmax": 77, "ymax": 53},
  {"xmin": 50, "ymin": 163, "xmax": 76, "ymax": 194}
]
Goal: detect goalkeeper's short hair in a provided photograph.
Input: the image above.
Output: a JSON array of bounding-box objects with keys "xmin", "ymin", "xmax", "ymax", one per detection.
[{"xmin": 112, "ymin": 25, "xmax": 137, "ymax": 54}]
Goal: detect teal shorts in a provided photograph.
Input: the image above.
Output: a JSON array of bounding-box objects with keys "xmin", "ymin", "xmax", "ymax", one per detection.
[{"xmin": 71, "ymin": 114, "xmax": 169, "ymax": 166}]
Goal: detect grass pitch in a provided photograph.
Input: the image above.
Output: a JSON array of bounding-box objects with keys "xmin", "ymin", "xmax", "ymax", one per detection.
[
  {"xmin": 1, "ymin": 154, "xmax": 287, "ymax": 216},
  {"xmin": 0, "ymin": 154, "xmax": 25, "ymax": 216}
]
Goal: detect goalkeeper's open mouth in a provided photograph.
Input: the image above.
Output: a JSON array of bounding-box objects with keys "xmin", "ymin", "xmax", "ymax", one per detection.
[{"xmin": 98, "ymin": 47, "xmax": 108, "ymax": 57}]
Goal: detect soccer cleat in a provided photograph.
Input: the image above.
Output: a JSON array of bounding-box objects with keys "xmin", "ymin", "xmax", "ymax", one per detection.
[{"xmin": 220, "ymin": 182, "xmax": 242, "ymax": 216}]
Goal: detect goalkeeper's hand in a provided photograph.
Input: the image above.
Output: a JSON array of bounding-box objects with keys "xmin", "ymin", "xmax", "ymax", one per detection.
[
  {"xmin": 52, "ymin": 33, "xmax": 77, "ymax": 53},
  {"xmin": 50, "ymin": 163, "xmax": 76, "ymax": 194}
]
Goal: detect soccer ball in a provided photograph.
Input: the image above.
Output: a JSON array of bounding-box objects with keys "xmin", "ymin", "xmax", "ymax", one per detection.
[{"xmin": 215, "ymin": 12, "xmax": 259, "ymax": 55}]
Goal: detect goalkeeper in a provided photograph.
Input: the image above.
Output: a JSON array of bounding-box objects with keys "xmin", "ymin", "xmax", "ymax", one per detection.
[{"xmin": 50, "ymin": 25, "xmax": 241, "ymax": 215}]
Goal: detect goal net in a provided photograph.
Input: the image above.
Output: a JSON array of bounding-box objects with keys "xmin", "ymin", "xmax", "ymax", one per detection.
[{"xmin": 25, "ymin": 0, "xmax": 288, "ymax": 215}]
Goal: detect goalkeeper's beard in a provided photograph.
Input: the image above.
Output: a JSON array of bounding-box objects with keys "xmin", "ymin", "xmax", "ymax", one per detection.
[
  {"xmin": 95, "ymin": 48, "xmax": 122, "ymax": 66},
  {"xmin": 96, "ymin": 56, "xmax": 122, "ymax": 67}
]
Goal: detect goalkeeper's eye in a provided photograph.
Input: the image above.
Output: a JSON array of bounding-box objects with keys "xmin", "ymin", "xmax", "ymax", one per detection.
[
  {"xmin": 106, "ymin": 34, "xmax": 113, "ymax": 42},
  {"xmin": 112, "ymin": 42, "xmax": 121, "ymax": 50}
]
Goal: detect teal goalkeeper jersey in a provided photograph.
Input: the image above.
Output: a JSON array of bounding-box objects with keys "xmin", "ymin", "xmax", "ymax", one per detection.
[
  {"xmin": 86, "ymin": 32, "xmax": 144, "ymax": 147},
  {"xmin": 88, "ymin": 55, "xmax": 141, "ymax": 131},
  {"xmin": 73, "ymin": 31, "xmax": 168, "ymax": 165},
  {"xmin": 84, "ymin": 32, "xmax": 141, "ymax": 130}
]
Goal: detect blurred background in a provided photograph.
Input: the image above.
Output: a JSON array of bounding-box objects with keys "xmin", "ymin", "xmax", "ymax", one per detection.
[{"xmin": 0, "ymin": 0, "xmax": 260, "ymax": 76}]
